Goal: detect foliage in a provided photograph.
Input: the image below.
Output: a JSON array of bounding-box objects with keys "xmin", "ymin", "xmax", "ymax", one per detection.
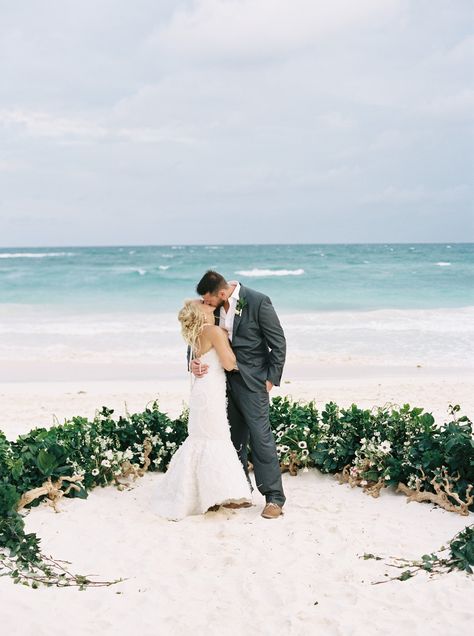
[
  {"xmin": 0, "ymin": 397, "xmax": 472, "ymax": 589},
  {"xmin": 268, "ymin": 398, "xmax": 473, "ymax": 510},
  {"xmin": 0, "ymin": 401, "xmax": 188, "ymax": 589},
  {"xmin": 363, "ymin": 524, "xmax": 474, "ymax": 583}
]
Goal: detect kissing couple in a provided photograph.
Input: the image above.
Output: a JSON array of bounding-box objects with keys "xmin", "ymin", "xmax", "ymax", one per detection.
[{"xmin": 155, "ymin": 270, "xmax": 287, "ymax": 521}]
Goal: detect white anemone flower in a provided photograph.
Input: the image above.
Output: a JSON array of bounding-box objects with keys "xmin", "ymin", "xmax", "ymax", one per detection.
[{"xmin": 298, "ymin": 441, "xmax": 307, "ymax": 449}]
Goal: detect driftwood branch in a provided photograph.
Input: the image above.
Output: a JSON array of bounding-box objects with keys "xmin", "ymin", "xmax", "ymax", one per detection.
[
  {"xmin": 17, "ymin": 439, "xmax": 153, "ymax": 509},
  {"xmin": 17, "ymin": 475, "xmax": 84, "ymax": 513},
  {"xmin": 397, "ymin": 468, "xmax": 473, "ymax": 516},
  {"xmin": 114, "ymin": 438, "xmax": 153, "ymax": 489},
  {"xmin": 280, "ymin": 451, "xmax": 300, "ymax": 476},
  {"xmin": 338, "ymin": 461, "xmax": 386, "ymax": 498}
]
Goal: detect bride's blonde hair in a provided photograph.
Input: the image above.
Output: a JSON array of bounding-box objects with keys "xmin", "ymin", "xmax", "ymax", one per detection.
[{"xmin": 178, "ymin": 300, "xmax": 206, "ymax": 355}]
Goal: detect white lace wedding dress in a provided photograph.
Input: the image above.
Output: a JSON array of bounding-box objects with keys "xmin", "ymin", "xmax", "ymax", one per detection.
[{"xmin": 154, "ymin": 347, "xmax": 252, "ymax": 520}]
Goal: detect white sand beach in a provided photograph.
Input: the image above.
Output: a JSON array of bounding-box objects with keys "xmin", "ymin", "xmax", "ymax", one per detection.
[
  {"xmin": 2, "ymin": 0, "xmax": 473, "ymax": 631},
  {"xmin": 1, "ymin": 368, "xmax": 473, "ymax": 636}
]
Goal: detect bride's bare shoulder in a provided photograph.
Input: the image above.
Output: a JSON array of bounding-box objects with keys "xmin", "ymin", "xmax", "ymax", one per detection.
[
  {"xmin": 196, "ymin": 325, "xmax": 217, "ymax": 357},
  {"xmin": 205, "ymin": 326, "xmax": 229, "ymax": 342}
]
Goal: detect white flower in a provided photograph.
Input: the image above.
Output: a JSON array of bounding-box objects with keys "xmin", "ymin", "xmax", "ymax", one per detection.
[
  {"xmin": 124, "ymin": 448, "xmax": 134, "ymax": 460},
  {"xmin": 379, "ymin": 441, "xmax": 392, "ymax": 454},
  {"xmin": 298, "ymin": 441, "xmax": 307, "ymax": 449},
  {"xmin": 101, "ymin": 459, "xmax": 111, "ymax": 468},
  {"xmin": 91, "ymin": 468, "xmax": 99, "ymax": 476},
  {"xmin": 165, "ymin": 426, "xmax": 173, "ymax": 434},
  {"xmin": 105, "ymin": 449, "xmax": 114, "ymax": 460},
  {"xmin": 280, "ymin": 445, "xmax": 290, "ymax": 453},
  {"xmin": 301, "ymin": 449, "xmax": 309, "ymax": 458},
  {"xmin": 384, "ymin": 475, "xmax": 390, "ymax": 480}
]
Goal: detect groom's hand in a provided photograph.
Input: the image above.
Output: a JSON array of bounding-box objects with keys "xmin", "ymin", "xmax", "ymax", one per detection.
[
  {"xmin": 266, "ymin": 380, "xmax": 273, "ymax": 392},
  {"xmin": 191, "ymin": 358, "xmax": 209, "ymax": 378}
]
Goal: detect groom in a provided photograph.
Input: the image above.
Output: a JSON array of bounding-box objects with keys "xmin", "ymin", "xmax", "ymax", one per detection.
[{"xmin": 191, "ymin": 270, "xmax": 286, "ymax": 519}]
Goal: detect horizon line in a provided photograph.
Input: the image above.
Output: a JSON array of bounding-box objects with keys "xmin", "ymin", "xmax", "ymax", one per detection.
[{"xmin": 1, "ymin": 241, "xmax": 473, "ymax": 250}]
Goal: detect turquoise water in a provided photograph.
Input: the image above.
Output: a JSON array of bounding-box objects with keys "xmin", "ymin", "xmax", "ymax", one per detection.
[{"xmin": 0, "ymin": 243, "xmax": 472, "ymax": 312}]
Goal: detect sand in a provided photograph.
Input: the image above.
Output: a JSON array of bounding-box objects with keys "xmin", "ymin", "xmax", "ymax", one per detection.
[{"xmin": 0, "ymin": 369, "xmax": 473, "ymax": 636}]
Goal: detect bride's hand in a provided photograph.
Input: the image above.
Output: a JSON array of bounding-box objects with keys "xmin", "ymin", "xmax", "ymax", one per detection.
[{"xmin": 191, "ymin": 358, "xmax": 209, "ymax": 378}]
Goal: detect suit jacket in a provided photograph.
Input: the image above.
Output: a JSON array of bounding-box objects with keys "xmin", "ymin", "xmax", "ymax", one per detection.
[{"xmin": 215, "ymin": 284, "xmax": 286, "ymax": 392}]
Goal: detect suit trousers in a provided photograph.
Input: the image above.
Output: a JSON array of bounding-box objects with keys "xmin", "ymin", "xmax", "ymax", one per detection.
[{"xmin": 226, "ymin": 372, "xmax": 286, "ymax": 507}]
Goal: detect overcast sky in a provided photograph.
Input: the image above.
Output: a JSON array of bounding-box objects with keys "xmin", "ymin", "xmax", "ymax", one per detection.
[{"xmin": 0, "ymin": 0, "xmax": 473, "ymax": 246}]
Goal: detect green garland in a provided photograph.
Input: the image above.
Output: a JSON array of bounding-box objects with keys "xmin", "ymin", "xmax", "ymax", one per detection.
[
  {"xmin": 363, "ymin": 524, "xmax": 474, "ymax": 583},
  {"xmin": 1, "ymin": 399, "xmax": 473, "ymax": 589}
]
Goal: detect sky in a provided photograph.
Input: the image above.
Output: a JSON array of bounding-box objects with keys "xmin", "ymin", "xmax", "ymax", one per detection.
[{"xmin": 0, "ymin": 0, "xmax": 473, "ymax": 246}]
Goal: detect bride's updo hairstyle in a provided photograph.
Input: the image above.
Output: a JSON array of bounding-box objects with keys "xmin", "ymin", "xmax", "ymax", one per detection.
[{"xmin": 178, "ymin": 300, "xmax": 206, "ymax": 354}]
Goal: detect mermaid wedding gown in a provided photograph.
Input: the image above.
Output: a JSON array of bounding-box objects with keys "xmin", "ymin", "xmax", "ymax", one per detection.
[{"xmin": 155, "ymin": 347, "xmax": 252, "ymax": 520}]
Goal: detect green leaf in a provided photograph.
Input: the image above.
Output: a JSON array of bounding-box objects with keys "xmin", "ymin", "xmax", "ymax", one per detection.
[{"xmin": 36, "ymin": 449, "xmax": 59, "ymax": 476}]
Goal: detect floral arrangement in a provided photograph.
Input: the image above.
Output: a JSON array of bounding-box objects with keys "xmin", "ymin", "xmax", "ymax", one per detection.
[
  {"xmin": 268, "ymin": 398, "xmax": 473, "ymax": 515},
  {"xmin": 0, "ymin": 398, "xmax": 472, "ymax": 589}
]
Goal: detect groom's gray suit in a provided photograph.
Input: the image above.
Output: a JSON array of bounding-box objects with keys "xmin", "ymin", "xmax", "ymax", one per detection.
[{"xmin": 215, "ymin": 284, "xmax": 286, "ymax": 507}]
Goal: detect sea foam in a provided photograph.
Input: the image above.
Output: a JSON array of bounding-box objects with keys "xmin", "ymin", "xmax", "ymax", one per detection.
[
  {"xmin": 0, "ymin": 252, "xmax": 75, "ymax": 258},
  {"xmin": 235, "ymin": 268, "xmax": 305, "ymax": 277}
]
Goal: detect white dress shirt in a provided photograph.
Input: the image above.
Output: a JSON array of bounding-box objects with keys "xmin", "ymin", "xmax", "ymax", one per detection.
[{"xmin": 219, "ymin": 281, "xmax": 240, "ymax": 342}]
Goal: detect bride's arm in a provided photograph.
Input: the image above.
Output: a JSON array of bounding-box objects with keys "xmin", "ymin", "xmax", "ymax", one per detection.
[{"xmin": 208, "ymin": 327, "xmax": 236, "ymax": 371}]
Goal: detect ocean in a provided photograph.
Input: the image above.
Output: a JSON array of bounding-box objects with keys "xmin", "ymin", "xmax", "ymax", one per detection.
[
  {"xmin": 1, "ymin": 243, "xmax": 473, "ymax": 311},
  {"xmin": 1, "ymin": 243, "xmax": 473, "ymax": 381}
]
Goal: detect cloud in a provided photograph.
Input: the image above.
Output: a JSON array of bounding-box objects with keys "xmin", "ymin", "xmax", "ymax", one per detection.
[
  {"xmin": 0, "ymin": 1, "xmax": 472, "ymax": 245},
  {"xmin": 0, "ymin": 158, "xmax": 26, "ymax": 172},
  {"xmin": 147, "ymin": 0, "xmax": 400, "ymax": 63},
  {"xmin": 361, "ymin": 184, "xmax": 470, "ymax": 205},
  {"xmin": 0, "ymin": 109, "xmax": 107, "ymax": 140},
  {"xmin": 0, "ymin": 109, "xmax": 197, "ymax": 144},
  {"xmin": 420, "ymin": 90, "xmax": 474, "ymax": 120}
]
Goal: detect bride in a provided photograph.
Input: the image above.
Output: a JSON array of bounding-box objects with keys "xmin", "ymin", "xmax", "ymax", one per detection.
[{"xmin": 154, "ymin": 299, "xmax": 252, "ymax": 520}]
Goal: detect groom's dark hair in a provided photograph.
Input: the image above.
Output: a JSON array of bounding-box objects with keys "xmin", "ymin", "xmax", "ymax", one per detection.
[{"xmin": 196, "ymin": 270, "xmax": 228, "ymax": 295}]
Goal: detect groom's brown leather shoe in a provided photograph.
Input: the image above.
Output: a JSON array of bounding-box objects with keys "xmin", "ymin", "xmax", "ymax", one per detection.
[
  {"xmin": 223, "ymin": 501, "xmax": 253, "ymax": 509},
  {"xmin": 261, "ymin": 502, "xmax": 284, "ymax": 519}
]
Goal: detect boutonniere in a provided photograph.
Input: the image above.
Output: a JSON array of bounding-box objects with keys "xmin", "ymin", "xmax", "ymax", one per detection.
[{"xmin": 235, "ymin": 297, "xmax": 247, "ymax": 316}]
